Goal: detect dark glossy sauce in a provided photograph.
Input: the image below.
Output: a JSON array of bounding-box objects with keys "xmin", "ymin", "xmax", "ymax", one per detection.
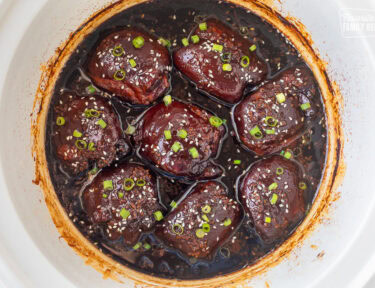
[{"xmin": 45, "ymin": 0, "xmax": 327, "ymax": 280}]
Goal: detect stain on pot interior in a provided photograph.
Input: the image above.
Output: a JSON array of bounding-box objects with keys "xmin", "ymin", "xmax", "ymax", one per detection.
[{"xmin": 31, "ymin": 0, "xmax": 345, "ymax": 287}]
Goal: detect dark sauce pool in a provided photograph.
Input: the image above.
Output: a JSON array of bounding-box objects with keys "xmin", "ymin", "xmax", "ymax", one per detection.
[{"xmin": 45, "ymin": 0, "xmax": 327, "ymax": 280}]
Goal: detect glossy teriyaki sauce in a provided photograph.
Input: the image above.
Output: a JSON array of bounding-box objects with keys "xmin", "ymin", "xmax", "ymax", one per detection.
[{"xmin": 45, "ymin": 0, "xmax": 327, "ymax": 280}]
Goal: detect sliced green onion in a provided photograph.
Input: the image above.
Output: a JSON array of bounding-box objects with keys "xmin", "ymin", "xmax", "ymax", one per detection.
[
  {"xmin": 88, "ymin": 142, "xmax": 96, "ymax": 151},
  {"xmin": 136, "ymin": 179, "xmax": 146, "ymax": 187},
  {"xmin": 177, "ymin": 129, "xmax": 188, "ymax": 139},
  {"xmin": 172, "ymin": 223, "xmax": 184, "ymax": 235},
  {"xmin": 133, "ymin": 242, "xmax": 142, "ymax": 250},
  {"xmin": 56, "ymin": 117, "xmax": 65, "ymax": 126},
  {"xmin": 158, "ymin": 37, "xmax": 171, "ymax": 48},
  {"xmin": 112, "ymin": 45, "xmax": 125, "ymax": 57},
  {"xmin": 86, "ymin": 85, "xmax": 96, "ymax": 94},
  {"xmin": 182, "ymin": 38, "xmax": 189, "ymax": 47},
  {"xmin": 202, "ymin": 205, "xmax": 211, "ymax": 214},
  {"xmin": 123, "ymin": 178, "xmax": 135, "ymax": 191},
  {"xmin": 222, "ymin": 63, "xmax": 232, "ymax": 72},
  {"xmin": 265, "ymin": 216, "xmax": 271, "ymax": 223},
  {"xmin": 96, "ymin": 119, "xmax": 107, "ymax": 129},
  {"xmin": 240, "ymin": 55, "xmax": 250, "ymax": 68},
  {"xmin": 129, "ymin": 58, "xmax": 137, "ymax": 68},
  {"xmin": 120, "ymin": 208, "xmax": 130, "ymax": 219},
  {"xmin": 249, "ymin": 44, "xmax": 257, "ymax": 52},
  {"xmin": 199, "ymin": 22, "xmax": 207, "ymax": 31},
  {"xmin": 202, "ymin": 223, "xmax": 210, "ymax": 232},
  {"xmin": 191, "ymin": 35, "xmax": 200, "ymax": 44},
  {"xmin": 154, "ymin": 210, "xmax": 164, "ymax": 221},
  {"xmin": 171, "ymin": 141, "xmax": 182, "ymax": 153},
  {"xmin": 132, "ymin": 36, "xmax": 145, "ymax": 49},
  {"xmin": 250, "ymin": 126, "xmax": 263, "ymax": 139},
  {"xmin": 276, "ymin": 167, "xmax": 284, "ymax": 175},
  {"xmin": 118, "ymin": 192, "xmax": 124, "ymax": 199},
  {"xmin": 85, "ymin": 109, "xmax": 101, "ymax": 118},
  {"xmin": 195, "ymin": 229, "xmax": 205, "ymax": 238},
  {"xmin": 270, "ymin": 193, "xmax": 278, "ymax": 205},
  {"xmin": 102, "ymin": 193, "xmax": 108, "ymax": 199},
  {"xmin": 89, "ymin": 166, "xmax": 98, "ymax": 175},
  {"xmin": 276, "ymin": 92, "xmax": 286, "ymax": 103},
  {"xmin": 221, "ymin": 52, "xmax": 231, "ymax": 63},
  {"xmin": 299, "ymin": 182, "xmax": 307, "ymax": 190},
  {"xmin": 209, "ymin": 116, "xmax": 223, "ymax": 127},
  {"xmin": 265, "ymin": 129, "xmax": 275, "ymax": 135},
  {"xmin": 202, "ymin": 214, "xmax": 209, "ymax": 222},
  {"xmin": 189, "ymin": 147, "xmax": 199, "ymax": 159},
  {"xmin": 233, "ymin": 159, "xmax": 241, "ymax": 165},
  {"xmin": 212, "ymin": 43, "xmax": 223, "ymax": 52},
  {"xmin": 170, "ymin": 200, "xmax": 177, "ymax": 208},
  {"xmin": 103, "ymin": 180, "xmax": 113, "ymax": 190},
  {"xmin": 113, "ymin": 69, "xmax": 126, "ymax": 81},
  {"xmin": 73, "ymin": 130, "xmax": 82, "ymax": 138},
  {"xmin": 280, "ymin": 150, "xmax": 292, "ymax": 159},
  {"xmin": 164, "ymin": 130, "xmax": 172, "ymax": 140},
  {"xmin": 264, "ymin": 116, "xmax": 278, "ymax": 127},
  {"xmin": 268, "ymin": 182, "xmax": 278, "ymax": 190},
  {"xmin": 223, "ymin": 218, "xmax": 232, "ymax": 227},
  {"xmin": 300, "ymin": 102, "xmax": 311, "ymax": 111},
  {"xmin": 125, "ymin": 124, "xmax": 136, "ymax": 135},
  {"xmin": 163, "ymin": 95, "xmax": 172, "ymax": 106},
  {"xmin": 75, "ymin": 140, "xmax": 87, "ymax": 150},
  {"xmin": 143, "ymin": 243, "xmax": 151, "ymax": 250}
]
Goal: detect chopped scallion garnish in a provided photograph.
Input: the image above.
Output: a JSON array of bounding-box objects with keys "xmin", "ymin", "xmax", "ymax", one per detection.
[
  {"xmin": 195, "ymin": 229, "xmax": 205, "ymax": 238},
  {"xmin": 170, "ymin": 200, "xmax": 177, "ymax": 208},
  {"xmin": 223, "ymin": 218, "xmax": 232, "ymax": 226},
  {"xmin": 299, "ymin": 182, "xmax": 307, "ymax": 190},
  {"xmin": 202, "ymin": 205, "xmax": 211, "ymax": 214},
  {"xmin": 222, "ymin": 63, "xmax": 232, "ymax": 72},
  {"xmin": 233, "ymin": 159, "xmax": 241, "ymax": 165},
  {"xmin": 249, "ymin": 44, "xmax": 257, "ymax": 52},
  {"xmin": 182, "ymin": 38, "xmax": 189, "ymax": 47},
  {"xmin": 85, "ymin": 109, "xmax": 101, "ymax": 118},
  {"xmin": 113, "ymin": 69, "xmax": 126, "ymax": 81},
  {"xmin": 112, "ymin": 45, "xmax": 125, "ymax": 57},
  {"xmin": 73, "ymin": 130, "xmax": 82, "ymax": 138},
  {"xmin": 172, "ymin": 141, "xmax": 182, "ymax": 153},
  {"xmin": 123, "ymin": 178, "xmax": 135, "ymax": 191},
  {"xmin": 143, "ymin": 243, "xmax": 151, "ymax": 250},
  {"xmin": 276, "ymin": 167, "xmax": 284, "ymax": 175},
  {"xmin": 268, "ymin": 182, "xmax": 278, "ymax": 190},
  {"xmin": 209, "ymin": 116, "xmax": 223, "ymax": 127},
  {"xmin": 96, "ymin": 119, "xmax": 107, "ymax": 129},
  {"xmin": 125, "ymin": 124, "xmax": 136, "ymax": 135},
  {"xmin": 202, "ymin": 223, "xmax": 211, "ymax": 232},
  {"xmin": 300, "ymin": 102, "xmax": 311, "ymax": 110},
  {"xmin": 163, "ymin": 95, "xmax": 172, "ymax": 106},
  {"xmin": 202, "ymin": 214, "xmax": 209, "ymax": 222},
  {"xmin": 132, "ymin": 36, "xmax": 145, "ymax": 49},
  {"xmin": 264, "ymin": 116, "xmax": 278, "ymax": 127},
  {"xmin": 177, "ymin": 129, "xmax": 188, "ymax": 139},
  {"xmin": 133, "ymin": 242, "xmax": 142, "ymax": 250},
  {"xmin": 75, "ymin": 140, "xmax": 87, "ymax": 150},
  {"xmin": 103, "ymin": 180, "xmax": 113, "ymax": 191},
  {"xmin": 118, "ymin": 192, "xmax": 124, "ymax": 199},
  {"xmin": 86, "ymin": 85, "xmax": 96, "ymax": 94},
  {"xmin": 136, "ymin": 179, "xmax": 146, "ymax": 187},
  {"xmin": 191, "ymin": 35, "xmax": 200, "ymax": 44},
  {"xmin": 102, "ymin": 193, "xmax": 108, "ymax": 199},
  {"xmin": 280, "ymin": 150, "xmax": 292, "ymax": 159},
  {"xmin": 154, "ymin": 210, "xmax": 164, "ymax": 221},
  {"xmin": 240, "ymin": 55, "xmax": 250, "ymax": 68},
  {"xmin": 250, "ymin": 126, "xmax": 263, "ymax": 139},
  {"xmin": 212, "ymin": 43, "xmax": 223, "ymax": 52},
  {"xmin": 129, "ymin": 58, "xmax": 137, "ymax": 68},
  {"xmin": 120, "ymin": 208, "xmax": 130, "ymax": 219},
  {"xmin": 88, "ymin": 142, "xmax": 96, "ymax": 151},
  {"xmin": 265, "ymin": 216, "xmax": 271, "ymax": 223},
  {"xmin": 164, "ymin": 130, "xmax": 172, "ymax": 140},
  {"xmin": 56, "ymin": 117, "xmax": 65, "ymax": 126},
  {"xmin": 172, "ymin": 223, "xmax": 184, "ymax": 235},
  {"xmin": 270, "ymin": 193, "xmax": 278, "ymax": 205},
  {"xmin": 199, "ymin": 22, "xmax": 207, "ymax": 31},
  {"xmin": 276, "ymin": 93, "xmax": 286, "ymax": 103},
  {"xmin": 189, "ymin": 147, "xmax": 199, "ymax": 159},
  {"xmin": 158, "ymin": 37, "xmax": 171, "ymax": 48}
]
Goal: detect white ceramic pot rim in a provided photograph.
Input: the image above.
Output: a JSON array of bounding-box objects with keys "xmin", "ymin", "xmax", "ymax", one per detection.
[{"xmin": 0, "ymin": 0, "xmax": 375, "ymax": 287}]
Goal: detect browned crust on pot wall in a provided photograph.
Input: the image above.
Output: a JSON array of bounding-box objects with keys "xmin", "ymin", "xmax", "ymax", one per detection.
[{"xmin": 31, "ymin": 0, "xmax": 345, "ymax": 287}]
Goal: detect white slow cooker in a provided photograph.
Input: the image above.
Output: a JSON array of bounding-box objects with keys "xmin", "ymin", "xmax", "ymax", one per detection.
[{"xmin": 0, "ymin": 0, "xmax": 375, "ymax": 287}]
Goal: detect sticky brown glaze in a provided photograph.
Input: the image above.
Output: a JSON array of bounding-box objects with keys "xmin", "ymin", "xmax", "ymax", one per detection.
[
  {"xmin": 52, "ymin": 93, "xmax": 129, "ymax": 175},
  {"xmin": 155, "ymin": 181, "xmax": 241, "ymax": 259},
  {"xmin": 233, "ymin": 66, "xmax": 317, "ymax": 156},
  {"xmin": 239, "ymin": 155, "xmax": 306, "ymax": 244},
  {"xmin": 173, "ymin": 18, "xmax": 267, "ymax": 104},
  {"xmin": 83, "ymin": 163, "xmax": 162, "ymax": 245},
  {"xmin": 87, "ymin": 28, "xmax": 171, "ymax": 105},
  {"xmin": 134, "ymin": 99, "xmax": 225, "ymax": 180}
]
